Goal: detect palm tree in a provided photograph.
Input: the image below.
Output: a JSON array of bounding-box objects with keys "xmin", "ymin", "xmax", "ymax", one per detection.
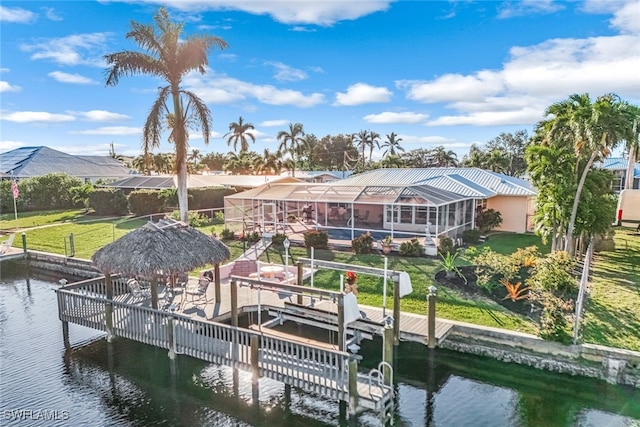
[
  {"xmin": 352, "ymin": 130, "xmax": 369, "ymax": 168},
  {"xmin": 188, "ymin": 148, "xmax": 202, "ymax": 168},
  {"xmin": 104, "ymin": 7, "xmax": 228, "ymax": 222},
  {"xmin": 543, "ymin": 93, "xmax": 627, "ymax": 256},
  {"xmin": 429, "ymin": 146, "xmax": 458, "ymax": 167},
  {"xmin": 277, "ymin": 123, "xmax": 305, "ymax": 177},
  {"xmin": 368, "ymin": 131, "xmax": 381, "ymax": 163},
  {"xmin": 622, "ymin": 103, "xmax": 640, "ymax": 191},
  {"xmin": 381, "ymin": 132, "xmax": 404, "ymax": 157},
  {"xmin": 299, "ymin": 134, "xmax": 318, "ymax": 170},
  {"xmin": 225, "ymin": 116, "xmax": 256, "ymax": 153}
]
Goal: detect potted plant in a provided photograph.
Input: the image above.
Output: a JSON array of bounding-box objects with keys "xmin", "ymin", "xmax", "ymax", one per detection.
[{"xmin": 381, "ymin": 235, "xmax": 393, "ymax": 254}]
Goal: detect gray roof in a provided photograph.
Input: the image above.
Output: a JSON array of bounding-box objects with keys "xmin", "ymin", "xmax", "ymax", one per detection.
[
  {"xmin": 105, "ymin": 174, "xmax": 294, "ymax": 190},
  {"xmin": 340, "ymin": 168, "xmax": 536, "ymax": 197},
  {"xmin": 0, "ymin": 146, "xmax": 133, "ymax": 179}
]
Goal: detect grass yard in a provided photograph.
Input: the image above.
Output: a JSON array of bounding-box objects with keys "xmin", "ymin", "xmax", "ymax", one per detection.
[
  {"xmin": 476, "ymin": 232, "xmax": 551, "ymax": 255},
  {"xmin": 582, "ymin": 228, "xmax": 640, "ymax": 351},
  {"xmin": 1, "ymin": 209, "xmax": 87, "ymax": 231}
]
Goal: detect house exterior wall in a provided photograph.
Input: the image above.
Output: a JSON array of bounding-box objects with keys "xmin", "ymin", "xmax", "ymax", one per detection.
[
  {"xmin": 486, "ymin": 196, "xmax": 530, "ymax": 233},
  {"xmin": 617, "ymin": 189, "xmax": 640, "ymax": 225}
]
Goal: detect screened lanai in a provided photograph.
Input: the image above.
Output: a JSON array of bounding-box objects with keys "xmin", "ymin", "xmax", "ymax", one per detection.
[{"xmin": 224, "ymin": 182, "xmax": 475, "ymax": 242}]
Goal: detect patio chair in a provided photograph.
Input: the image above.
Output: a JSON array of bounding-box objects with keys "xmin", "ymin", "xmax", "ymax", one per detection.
[
  {"xmin": 0, "ymin": 234, "xmax": 16, "ymax": 254},
  {"xmin": 184, "ymin": 277, "xmax": 212, "ymax": 307},
  {"xmin": 127, "ymin": 278, "xmax": 151, "ymax": 299}
]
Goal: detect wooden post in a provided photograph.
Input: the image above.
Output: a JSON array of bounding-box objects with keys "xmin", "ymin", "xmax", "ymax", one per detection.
[
  {"xmin": 21, "ymin": 232, "xmax": 27, "ymax": 256},
  {"xmin": 383, "ymin": 326, "xmax": 394, "ymax": 384},
  {"xmin": 105, "ymin": 274, "xmax": 114, "ymax": 342},
  {"xmin": 393, "ymin": 277, "xmax": 400, "ymax": 345},
  {"xmin": 348, "ymin": 358, "xmax": 359, "ymax": 416},
  {"xmin": 214, "ymin": 262, "xmax": 221, "ymax": 302},
  {"xmin": 167, "ymin": 317, "xmax": 176, "ymax": 359},
  {"xmin": 251, "ymin": 335, "xmax": 260, "ymax": 382},
  {"xmin": 231, "ymin": 279, "xmax": 238, "ymax": 327},
  {"xmin": 296, "ymin": 262, "xmax": 303, "ymax": 305},
  {"xmin": 428, "ymin": 286, "xmax": 437, "ymax": 349},
  {"xmin": 151, "ymin": 276, "xmax": 158, "ymax": 309},
  {"xmin": 62, "ymin": 321, "xmax": 70, "ymax": 349},
  {"xmin": 337, "ymin": 294, "xmax": 344, "ymax": 352}
]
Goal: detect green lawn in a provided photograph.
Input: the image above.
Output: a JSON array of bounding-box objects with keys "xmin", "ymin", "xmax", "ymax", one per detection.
[
  {"xmin": 7, "ymin": 210, "xmax": 640, "ymax": 350},
  {"xmin": 1, "ymin": 209, "xmax": 87, "ymax": 231}
]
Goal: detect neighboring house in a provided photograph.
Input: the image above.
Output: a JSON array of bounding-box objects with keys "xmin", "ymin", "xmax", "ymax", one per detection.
[
  {"xmin": 0, "ymin": 146, "xmax": 134, "ymax": 183},
  {"xmin": 595, "ymin": 157, "xmax": 640, "ymax": 192},
  {"xmin": 104, "ymin": 174, "xmax": 297, "ymax": 194},
  {"xmin": 224, "ymin": 167, "xmax": 536, "ymax": 242}
]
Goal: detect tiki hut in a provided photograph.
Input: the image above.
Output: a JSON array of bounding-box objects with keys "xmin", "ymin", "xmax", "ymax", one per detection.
[{"xmin": 92, "ymin": 218, "xmax": 230, "ymax": 309}]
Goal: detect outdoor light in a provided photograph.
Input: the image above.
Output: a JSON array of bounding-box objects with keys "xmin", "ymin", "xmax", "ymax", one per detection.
[
  {"xmin": 428, "ymin": 285, "xmax": 437, "ymax": 296},
  {"xmin": 283, "ymin": 238, "xmax": 291, "ymax": 277}
]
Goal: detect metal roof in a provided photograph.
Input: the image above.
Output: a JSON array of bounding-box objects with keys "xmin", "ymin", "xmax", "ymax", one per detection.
[
  {"xmin": 105, "ymin": 174, "xmax": 295, "ymax": 190},
  {"xmin": 596, "ymin": 157, "xmax": 640, "ymax": 178},
  {"xmin": 0, "ymin": 146, "xmax": 133, "ymax": 179},
  {"xmin": 340, "ymin": 168, "xmax": 536, "ymax": 197}
]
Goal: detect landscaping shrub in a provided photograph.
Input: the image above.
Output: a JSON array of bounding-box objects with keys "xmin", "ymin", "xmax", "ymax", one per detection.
[
  {"xmin": 476, "ymin": 207, "xmax": 503, "ymax": 233},
  {"xmin": 242, "ymin": 231, "xmax": 261, "ymax": 244},
  {"xmin": 88, "ymin": 188, "xmax": 128, "ymax": 215},
  {"xmin": 352, "ymin": 231, "xmax": 374, "ymax": 254},
  {"xmin": 170, "ymin": 210, "xmax": 210, "ymax": 227},
  {"xmin": 211, "ymin": 210, "xmax": 225, "ymax": 225},
  {"xmin": 270, "ymin": 233, "xmax": 287, "ymax": 246},
  {"xmin": 462, "ymin": 229, "xmax": 481, "ymax": 244},
  {"xmin": 526, "ymin": 251, "xmax": 577, "ymax": 295},
  {"xmin": 533, "ymin": 291, "xmax": 574, "ymax": 344},
  {"xmin": 220, "ymin": 228, "xmax": 235, "ymax": 240},
  {"xmin": 468, "ymin": 247, "xmax": 518, "ymax": 290},
  {"xmin": 4, "ymin": 173, "xmax": 84, "ymax": 212},
  {"xmin": 187, "ymin": 186, "xmax": 235, "ymax": 210},
  {"xmin": 400, "ymin": 238, "xmax": 423, "ymax": 257},
  {"xmin": 128, "ymin": 189, "xmax": 164, "ymax": 216},
  {"xmin": 303, "ymin": 230, "xmax": 328, "ymax": 249},
  {"xmin": 438, "ymin": 237, "xmax": 454, "ymax": 256}
]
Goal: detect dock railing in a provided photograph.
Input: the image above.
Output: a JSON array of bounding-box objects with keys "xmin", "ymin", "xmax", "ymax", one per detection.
[{"xmin": 56, "ymin": 283, "xmax": 352, "ymax": 401}]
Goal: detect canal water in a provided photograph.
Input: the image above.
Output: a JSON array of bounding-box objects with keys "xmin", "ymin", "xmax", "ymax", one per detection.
[{"xmin": 1, "ymin": 261, "xmax": 638, "ymax": 426}]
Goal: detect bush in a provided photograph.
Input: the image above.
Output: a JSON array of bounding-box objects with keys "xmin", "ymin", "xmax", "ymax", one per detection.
[
  {"xmin": 462, "ymin": 229, "xmax": 481, "ymax": 244},
  {"xmin": 476, "ymin": 207, "xmax": 503, "ymax": 233},
  {"xmin": 128, "ymin": 190, "xmax": 165, "ymax": 216},
  {"xmin": 242, "ymin": 231, "xmax": 261, "ymax": 244},
  {"xmin": 170, "ymin": 210, "xmax": 211, "ymax": 227},
  {"xmin": 270, "ymin": 233, "xmax": 287, "ymax": 246},
  {"xmin": 88, "ymin": 188, "xmax": 128, "ymax": 215},
  {"xmin": 438, "ymin": 237, "xmax": 454, "ymax": 256},
  {"xmin": 533, "ymin": 291, "xmax": 574, "ymax": 344},
  {"xmin": 400, "ymin": 238, "xmax": 423, "ymax": 257},
  {"xmin": 352, "ymin": 231, "xmax": 374, "ymax": 254},
  {"xmin": 220, "ymin": 228, "xmax": 235, "ymax": 240},
  {"xmin": 187, "ymin": 187, "xmax": 235, "ymax": 210},
  {"xmin": 211, "ymin": 210, "xmax": 225, "ymax": 225},
  {"xmin": 303, "ymin": 230, "xmax": 328, "ymax": 249},
  {"xmin": 3, "ymin": 173, "xmax": 84, "ymax": 212},
  {"xmin": 526, "ymin": 251, "xmax": 577, "ymax": 295},
  {"xmin": 471, "ymin": 247, "xmax": 518, "ymax": 290}
]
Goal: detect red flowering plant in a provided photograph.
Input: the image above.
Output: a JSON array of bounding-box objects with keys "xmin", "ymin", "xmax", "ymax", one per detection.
[{"xmin": 346, "ymin": 271, "xmax": 357, "ymax": 285}]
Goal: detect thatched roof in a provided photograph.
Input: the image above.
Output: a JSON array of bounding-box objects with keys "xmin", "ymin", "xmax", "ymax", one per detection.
[{"xmin": 92, "ymin": 219, "xmax": 230, "ymax": 278}]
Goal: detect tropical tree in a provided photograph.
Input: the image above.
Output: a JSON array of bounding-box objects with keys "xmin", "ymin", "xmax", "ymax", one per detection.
[
  {"xmin": 381, "ymin": 132, "xmax": 404, "ymax": 157},
  {"xmin": 428, "ymin": 146, "xmax": 458, "ymax": 167},
  {"xmin": 622, "ymin": 103, "xmax": 640, "ymax": 190},
  {"xmin": 104, "ymin": 7, "xmax": 228, "ymax": 222},
  {"xmin": 540, "ymin": 93, "xmax": 628, "ymax": 256},
  {"xmin": 368, "ymin": 131, "xmax": 381, "ymax": 163},
  {"xmin": 485, "ymin": 130, "xmax": 529, "ymax": 176},
  {"xmin": 299, "ymin": 134, "xmax": 319, "ymax": 170},
  {"xmin": 225, "ymin": 116, "xmax": 256, "ymax": 153},
  {"xmin": 352, "ymin": 130, "xmax": 370, "ymax": 168},
  {"xmin": 277, "ymin": 123, "xmax": 305, "ymax": 177}
]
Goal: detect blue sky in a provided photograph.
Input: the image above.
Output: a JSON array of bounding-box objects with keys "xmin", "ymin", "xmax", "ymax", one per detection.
[{"xmin": 1, "ymin": 0, "xmax": 639, "ymax": 161}]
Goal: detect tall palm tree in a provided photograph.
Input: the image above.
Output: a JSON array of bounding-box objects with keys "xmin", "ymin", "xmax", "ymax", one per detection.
[
  {"xmin": 543, "ymin": 93, "xmax": 627, "ymax": 256},
  {"xmin": 352, "ymin": 130, "xmax": 369, "ymax": 168},
  {"xmin": 429, "ymin": 146, "xmax": 458, "ymax": 167},
  {"xmin": 381, "ymin": 132, "xmax": 404, "ymax": 157},
  {"xmin": 368, "ymin": 131, "xmax": 381, "ymax": 163},
  {"xmin": 299, "ymin": 134, "xmax": 318, "ymax": 170},
  {"xmin": 188, "ymin": 148, "xmax": 202, "ymax": 165},
  {"xmin": 225, "ymin": 116, "xmax": 256, "ymax": 153},
  {"xmin": 277, "ymin": 123, "xmax": 305, "ymax": 177},
  {"xmin": 622, "ymin": 103, "xmax": 640, "ymax": 191},
  {"xmin": 104, "ymin": 7, "xmax": 228, "ymax": 222}
]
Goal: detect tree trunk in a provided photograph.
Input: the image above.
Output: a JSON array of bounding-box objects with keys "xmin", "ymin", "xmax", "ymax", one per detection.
[
  {"xmin": 625, "ymin": 140, "xmax": 637, "ymax": 190},
  {"xmin": 565, "ymin": 150, "xmax": 599, "ymax": 257}
]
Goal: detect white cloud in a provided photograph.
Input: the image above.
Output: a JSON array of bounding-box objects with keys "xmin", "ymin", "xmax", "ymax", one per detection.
[
  {"xmin": 427, "ymin": 108, "xmax": 543, "ymax": 127},
  {"xmin": 185, "ymin": 72, "xmax": 325, "ymax": 107},
  {"xmin": 334, "ymin": 83, "xmax": 392, "ymax": 106},
  {"xmin": 398, "ymin": 72, "xmax": 504, "ymax": 103},
  {"xmin": 583, "ymin": 0, "xmax": 640, "ymax": 34},
  {"xmin": 48, "ymin": 71, "xmax": 97, "ymax": 84},
  {"xmin": 260, "ymin": 119, "xmax": 289, "ymax": 127},
  {"xmin": 265, "ymin": 61, "xmax": 308, "ymax": 82},
  {"xmin": 398, "ymin": 134, "xmax": 452, "ymax": 145},
  {"xmin": 0, "ymin": 81, "xmax": 21, "ymax": 93},
  {"xmin": 291, "ymin": 26, "xmax": 317, "ymax": 32},
  {"xmin": 0, "ymin": 140, "xmax": 26, "ymax": 151},
  {"xmin": 41, "ymin": 7, "xmax": 63, "ymax": 21},
  {"xmin": 71, "ymin": 126, "xmax": 141, "ymax": 135},
  {"xmin": 497, "ymin": 0, "xmax": 564, "ymax": 19},
  {"xmin": 363, "ymin": 111, "xmax": 428, "ymax": 124},
  {"xmin": 218, "ymin": 53, "xmax": 238, "ymax": 61},
  {"xmin": 0, "ymin": 5, "xmax": 36, "ymax": 23},
  {"xmin": 70, "ymin": 110, "xmax": 131, "ymax": 122},
  {"xmin": 1, "ymin": 111, "xmax": 75, "ymax": 123},
  {"xmin": 158, "ymin": 0, "xmax": 393, "ymax": 26},
  {"xmin": 20, "ymin": 33, "xmax": 110, "ymax": 66}
]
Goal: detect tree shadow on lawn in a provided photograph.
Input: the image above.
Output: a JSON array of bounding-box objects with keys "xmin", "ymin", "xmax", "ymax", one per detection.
[{"xmin": 582, "ymin": 298, "xmax": 640, "ymax": 350}]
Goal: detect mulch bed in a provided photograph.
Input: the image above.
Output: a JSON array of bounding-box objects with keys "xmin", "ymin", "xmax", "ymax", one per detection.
[{"xmin": 434, "ymin": 266, "xmax": 538, "ymax": 319}]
